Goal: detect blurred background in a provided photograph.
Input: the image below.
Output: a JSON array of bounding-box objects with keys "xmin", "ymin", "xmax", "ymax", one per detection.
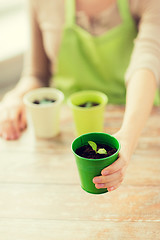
[{"xmin": 0, "ymin": 0, "xmax": 28, "ymax": 97}]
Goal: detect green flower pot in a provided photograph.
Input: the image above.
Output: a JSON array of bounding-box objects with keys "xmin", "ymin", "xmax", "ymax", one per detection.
[
  {"xmin": 68, "ymin": 90, "xmax": 108, "ymax": 136},
  {"xmin": 72, "ymin": 132, "xmax": 121, "ymax": 194}
]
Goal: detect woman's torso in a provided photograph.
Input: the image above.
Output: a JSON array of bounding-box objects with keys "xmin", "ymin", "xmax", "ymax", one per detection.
[
  {"xmin": 25, "ymin": 0, "xmax": 160, "ymax": 105},
  {"xmin": 36, "ymin": 0, "xmax": 140, "ymax": 65}
]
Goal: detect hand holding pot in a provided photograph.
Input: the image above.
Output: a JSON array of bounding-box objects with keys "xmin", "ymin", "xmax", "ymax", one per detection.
[
  {"xmin": 93, "ymin": 131, "xmax": 132, "ymax": 192},
  {"xmin": 72, "ymin": 132, "xmax": 121, "ymax": 194}
]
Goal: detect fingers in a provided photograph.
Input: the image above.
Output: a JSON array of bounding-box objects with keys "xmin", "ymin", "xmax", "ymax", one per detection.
[
  {"xmin": 101, "ymin": 156, "xmax": 126, "ymax": 176},
  {"xmin": 19, "ymin": 108, "xmax": 27, "ymax": 130},
  {"xmin": 95, "ymin": 179, "xmax": 122, "ymax": 191},
  {"xmin": 0, "ymin": 103, "xmax": 26, "ymax": 140},
  {"xmin": 1, "ymin": 107, "xmax": 21, "ymax": 140},
  {"xmin": 93, "ymin": 169, "xmax": 123, "ymax": 185},
  {"xmin": 93, "ymin": 154, "xmax": 128, "ymax": 192},
  {"xmin": 93, "ymin": 169, "xmax": 123, "ymax": 190},
  {"xmin": 10, "ymin": 107, "xmax": 21, "ymax": 137},
  {"xmin": 1, "ymin": 121, "xmax": 19, "ymax": 140},
  {"xmin": 107, "ymin": 183, "xmax": 122, "ymax": 192}
]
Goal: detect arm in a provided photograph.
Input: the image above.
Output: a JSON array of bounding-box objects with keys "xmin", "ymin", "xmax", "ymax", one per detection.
[
  {"xmin": 93, "ymin": 0, "xmax": 160, "ymax": 191},
  {"xmin": 7, "ymin": 0, "xmax": 52, "ymax": 98},
  {"xmin": 118, "ymin": 69, "xmax": 157, "ymax": 156},
  {"xmin": 93, "ymin": 69, "xmax": 157, "ymax": 191},
  {"xmin": 0, "ymin": 0, "xmax": 51, "ymax": 140}
]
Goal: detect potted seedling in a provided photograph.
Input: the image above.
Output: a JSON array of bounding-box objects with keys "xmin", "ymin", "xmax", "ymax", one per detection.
[
  {"xmin": 68, "ymin": 90, "xmax": 108, "ymax": 136},
  {"xmin": 72, "ymin": 132, "xmax": 120, "ymax": 194},
  {"xmin": 23, "ymin": 88, "xmax": 64, "ymax": 138}
]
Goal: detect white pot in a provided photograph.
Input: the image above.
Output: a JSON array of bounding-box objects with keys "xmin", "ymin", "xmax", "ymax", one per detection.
[{"xmin": 23, "ymin": 88, "xmax": 64, "ymax": 138}]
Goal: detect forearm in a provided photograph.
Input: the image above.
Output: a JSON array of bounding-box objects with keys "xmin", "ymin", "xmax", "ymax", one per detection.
[
  {"xmin": 120, "ymin": 69, "xmax": 157, "ymax": 156},
  {"xmin": 95, "ymin": 69, "xmax": 157, "ymax": 191},
  {"xmin": 3, "ymin": 76, "xmax": 47, "ymax": 101}
]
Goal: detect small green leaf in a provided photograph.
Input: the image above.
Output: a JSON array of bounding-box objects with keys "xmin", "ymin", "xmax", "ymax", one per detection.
[
  {"xmin": 97, "ymin": 148, "xmax": 107, "ymax": 155},
  {"xmin": 85, "ymin": 102, "xmax": 92, "ymax": 108},
  {"xmin": 40, "ymin": 99, "xmax": 50, "ymax": 104},
  {"xmin": 88, "ymin": 141, "xmax": 97, "ymax": 152}
]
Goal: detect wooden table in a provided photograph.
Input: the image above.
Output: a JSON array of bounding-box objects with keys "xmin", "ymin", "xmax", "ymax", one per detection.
[{"xmin": 0, "ymin": 105, "xmax": 160, "ymax": 240}]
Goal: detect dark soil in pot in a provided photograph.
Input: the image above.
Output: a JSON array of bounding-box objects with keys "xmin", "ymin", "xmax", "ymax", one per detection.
[
  {"xmin": 33, "ymin": 98, "xmax": 56, "ymax": 104},
  {"xmin": 76, "ymin": 143, "xmax": 117, "ymax": 159},
  {"xmin": 78, "ymin": 102, "xmax": 99, "ymax": 108}
]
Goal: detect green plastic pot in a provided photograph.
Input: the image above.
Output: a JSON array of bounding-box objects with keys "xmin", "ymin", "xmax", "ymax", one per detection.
[
  {"xmin": 72, "ymin": 132, "xmax": 121, "ymax": 194},
  {"xmin": 68, "ymin": 90, "xmax": 108, "ymax": 136}
]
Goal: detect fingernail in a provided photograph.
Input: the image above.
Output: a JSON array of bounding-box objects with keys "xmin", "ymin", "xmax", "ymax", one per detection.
[
  {"xmin": 95, "ymin": 183, "xmax": 105, "ymax": 189},
  {"xmin": 102, "ymin": 170, "xmax": 109, "ymax": 176},
  {"xmin": 93, "ymin": 178, "xmax": 100, "ymax": 184},
  {"xmin": 108, "ymin": 186, "xmax": 114, "ymax": 192},
  {"xmin": 10, "ymin": 135, "xmax": 16, "ymax": 140}
]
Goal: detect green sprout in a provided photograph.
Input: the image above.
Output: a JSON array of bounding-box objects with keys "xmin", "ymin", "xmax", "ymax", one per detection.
[
  {"xmin": 88, "ymin": 141, "xmax": 107, "ymax": 155},
  {"xmin": 85, "ymin": 102, "xmax": 93, "ymax": 108}
]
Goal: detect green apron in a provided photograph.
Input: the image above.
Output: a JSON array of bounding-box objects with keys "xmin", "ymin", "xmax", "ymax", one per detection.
[{"xmin": 52, "ymin": 0, "xmax": 158, "ymax": 105}]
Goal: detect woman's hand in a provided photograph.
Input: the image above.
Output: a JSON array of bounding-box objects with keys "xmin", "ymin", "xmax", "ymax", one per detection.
[
  {"xmin": 93, "ymin": 131, "xmax": 132, "ymax": 192},
  {"xmin": 0, "ymin": 94, "xmax": 27, "ymax": 140}
]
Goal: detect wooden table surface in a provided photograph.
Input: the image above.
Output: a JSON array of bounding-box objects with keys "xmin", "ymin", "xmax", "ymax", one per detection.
[{"xmin": 0, "ymin": 105, "xmax": 160, "ymax": 240}]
